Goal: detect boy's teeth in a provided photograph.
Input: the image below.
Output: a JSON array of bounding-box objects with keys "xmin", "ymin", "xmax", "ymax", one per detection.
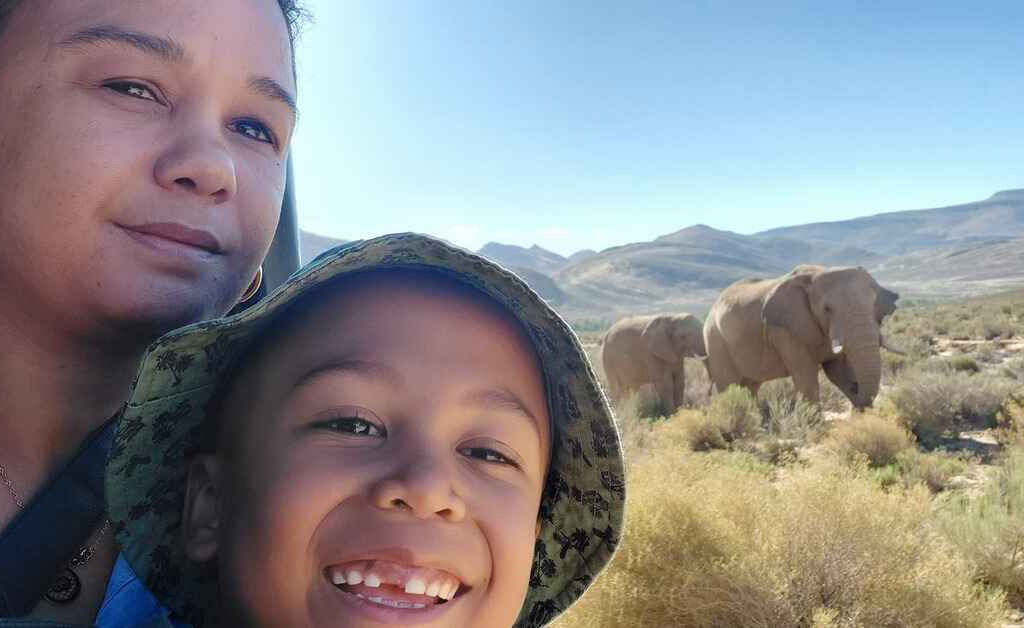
[
  {"xmin": 425, "ymin": 581, "xmax": 441, "ymax": 598},
  {"xmin": 356, "ymin": 594, "xmax": 427, "ymax": 610},
  {"xmin": 439, "ymin": 581, "xmax": 454, "ymax": 601},
  {"xmin": 364, "ymin": 573, "xmax": 382, "ymax": 588},
  {"xmin": 444, "ymin": 579, "xmax": 460, "ymax": 600},
  {"xmin": 404, "ymin": 577, "xmax": 427, "ymax": 595},
  {"xmin": 345, "ymin": 570, "xmax": 363, "ymax": 586},
  {"xmin": 331, "ymin": 570, "xmax": 346, "ymax": 585}
]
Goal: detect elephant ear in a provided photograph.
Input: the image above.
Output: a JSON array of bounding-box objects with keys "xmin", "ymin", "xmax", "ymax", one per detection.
[
  {"xmin": 641, "ymin": 316, "xmax": 676, "ymax": 363},
  {"xmin": 762, "ymin": 272, "xmax": 825, "ymax": 348},
  {"xmin": 875, "ymin": 286, "xmax": 899, "ymax": 324}
]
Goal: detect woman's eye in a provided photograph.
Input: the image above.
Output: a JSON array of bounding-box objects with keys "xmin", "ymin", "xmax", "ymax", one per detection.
[
  {"xmin": 104, "ymin": 81, "xmax": 158, "ymax": 102},
  {"xmin": 231, "ymin": 119, "xmax": 275, "ymax": 145},
  {"xmin": 461, "ymin": 447, "xmax": 518, "ymax": 467},
  {"xmin": 319, "ymin": 417, "xmax": 386, "ymax": 438}
]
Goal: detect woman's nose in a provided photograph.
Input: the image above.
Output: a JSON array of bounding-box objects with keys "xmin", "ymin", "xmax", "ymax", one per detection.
[
  {"xmin": 154, "ymin": 132, "xmax": 238, "ymax": 204},
  {"xmin": 369, "ymin": 453, "xmax": 467, "ymax": 523}
]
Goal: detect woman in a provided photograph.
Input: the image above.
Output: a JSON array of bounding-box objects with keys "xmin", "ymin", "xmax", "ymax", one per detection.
[{"xmin": 0, "ymin": 0, "xmax": 305, "ymax": 623}]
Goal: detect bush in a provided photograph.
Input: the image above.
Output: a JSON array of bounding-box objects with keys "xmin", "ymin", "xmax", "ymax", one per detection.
[
  {"xmin": 706, "ymin": 385, "xmax": 763, "ymax": 443},
  {"xmin": 875, "ymin": 449, "xmax": 968, "ymax": 492},
  {"xmin": 885, "ymin": 369, "xmax": 1017, "ymax": 444},
  {"xmin": 826, "ymin": 413, "xmax": 914, "ymax": 467},
  {"xmin": 555, "ymin": 451, "xmax": 1007, "ymax": 628},
  {"xmin": 760, "ymin": 379, "xmax": 825, "ymax": 444},
  {"xmin": 675, "ymin": 410, "xmax": 728, "ymax": 451},
  {"xmin": 949, "ymin": 356, "xmax": 980, "ymax": 374},
  {"xmin": 615, "ymin": 388, "xmax": 671, "ymax": 422},
  {"xmin": 940, "ymin": 447, "xmax": 1024, "ymax": 606}
]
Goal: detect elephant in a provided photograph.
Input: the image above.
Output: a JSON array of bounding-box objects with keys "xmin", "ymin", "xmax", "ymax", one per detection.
[
  {"xmin": 600, "ymin": 313, "xmax": 707, "ymax": 412},
  {"xmin": 703, "ymin": 265, "xmax": 900, "ymax": 409}
]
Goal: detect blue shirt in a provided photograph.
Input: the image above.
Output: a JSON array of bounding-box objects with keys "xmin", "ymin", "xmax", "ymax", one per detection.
[{"xmin": 94, "ymin": 555, "xmax": 187, "ymax": 628}]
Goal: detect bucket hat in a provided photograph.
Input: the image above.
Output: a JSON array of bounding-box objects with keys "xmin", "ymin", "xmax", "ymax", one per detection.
[{"xmin": 106, "ymin": 232, "xmax": 625, "ymax": 627}]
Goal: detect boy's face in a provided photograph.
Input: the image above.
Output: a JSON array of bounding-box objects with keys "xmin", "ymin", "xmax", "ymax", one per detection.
[
  {"xmin": 185, "ymin": 275, "xmax": 552, "ymax": 628},
  {"xmin": 0, "ymin": 0, "xmax": 294, "ymax": 336}
]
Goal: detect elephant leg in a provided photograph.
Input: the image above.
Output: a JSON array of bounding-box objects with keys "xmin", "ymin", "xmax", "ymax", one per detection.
[
  {"xmin": 672, "ymin": 368, "xmax": 686, "ymax": 411},
  {"xmin": 654, "ymin": 370, "xmax": 675, "ymax": 414},
  {"xmin": 742, "ymin": 379, "xmax": 761, "ymax": 400},
  {"xmin": 705, "ymin": 330, "xmax": 742, "ymax": 394},
  {"xmin": 770, "ymin": 331, "xmax": 820, "ymax": 403}
]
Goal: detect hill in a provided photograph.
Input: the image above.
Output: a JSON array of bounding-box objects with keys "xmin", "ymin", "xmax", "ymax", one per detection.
[
  {"xmin": 477, "ymin": 242, "xmax": 568, "ymax": 275},
  {"xmin": 756, "ymin": 189, "xmax": 1024, "ymax": 257}
]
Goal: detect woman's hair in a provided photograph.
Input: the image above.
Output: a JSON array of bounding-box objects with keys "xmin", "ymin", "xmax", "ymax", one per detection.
[{"xmin": 0, "ymin": 1, "xmax": 309, "ymax": 54}]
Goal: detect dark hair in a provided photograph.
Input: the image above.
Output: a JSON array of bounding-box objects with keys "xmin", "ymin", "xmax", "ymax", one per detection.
[{"xmin": 0, "ymin": 1, "xmax": 309, "ymax": 59}]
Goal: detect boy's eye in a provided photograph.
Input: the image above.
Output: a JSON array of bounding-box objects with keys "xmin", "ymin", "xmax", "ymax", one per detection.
[
  {"xmin": 104, "ymin": 80, "xmax": 159, "ymax": 102},
  {"xmin": 230, "ymin": 119, "xmax": 275, "ymax": 145},
  {"xmin": 317, "ymin": 417, "xmax": 386, "ymax": 438},
  {"xmin": 460, "ymin": 446, "xmax": 519, "ymax": 468}
]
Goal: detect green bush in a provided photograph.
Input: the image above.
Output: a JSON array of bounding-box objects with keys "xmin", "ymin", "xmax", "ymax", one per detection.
[
  {"xmin": 875, "ymin": 449, "xmax": 968, "ymax": 492},
  {"xmin": 940, "ymin": 447, "xmax": 1024, "ymax": 606},
  {"xmin": 949, "ymin": 356, "xmax": 980, "ymax": 374},
  {"xmin": 706, "ymin": 385, "xmax": 763, "ymax": 443},
  {"xmin": 760, "ymin": 379, "xmax": 825, "ymax": 443}
]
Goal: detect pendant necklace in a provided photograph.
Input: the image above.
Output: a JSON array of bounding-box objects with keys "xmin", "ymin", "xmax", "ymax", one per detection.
[{"xmin": 0, "ymin": 461, "xmax": 110, "ymax": 604}]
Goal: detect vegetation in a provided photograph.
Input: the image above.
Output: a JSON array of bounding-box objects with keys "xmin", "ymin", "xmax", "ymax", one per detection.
[{"xmin": 555, "ymin": 290, "xmax": 1024, "ymax": 627}]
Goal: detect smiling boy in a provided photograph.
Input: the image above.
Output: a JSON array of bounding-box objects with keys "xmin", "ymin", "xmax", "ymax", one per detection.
[{"xmin": 106, "ymin": 233, "xmax": 625, "ymax": 627}]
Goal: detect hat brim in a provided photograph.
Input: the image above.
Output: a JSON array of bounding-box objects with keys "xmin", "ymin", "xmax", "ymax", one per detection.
[{"xmin": 107, "ymin": 232, "xmax": 625, "ymax": 627}]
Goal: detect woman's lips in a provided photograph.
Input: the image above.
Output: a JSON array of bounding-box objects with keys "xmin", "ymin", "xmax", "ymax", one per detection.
[{"xmin": 119, "ymin": 222, "xmax": 223, "ymax": 254}]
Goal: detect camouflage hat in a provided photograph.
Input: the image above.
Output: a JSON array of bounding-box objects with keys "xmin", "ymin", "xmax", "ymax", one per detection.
[{"xmin": 106, "ymin": 232, "xmax": 625, "ymax": 628}]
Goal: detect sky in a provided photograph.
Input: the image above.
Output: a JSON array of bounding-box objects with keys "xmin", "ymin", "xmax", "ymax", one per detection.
[{"xmin": 289, "ymin": 1, "xmax": 1024, "ymax": 256}]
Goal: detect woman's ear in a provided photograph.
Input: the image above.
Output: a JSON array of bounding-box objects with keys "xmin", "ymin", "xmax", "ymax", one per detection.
[{"xmin": 182, "ymin": 454, "xmax": 224, "ymax": 563}]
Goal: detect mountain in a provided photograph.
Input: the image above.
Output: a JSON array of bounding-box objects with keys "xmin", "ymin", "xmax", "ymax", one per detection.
[
  {"xmin": 296, "ymin": 189, "xmax": 1024, "ymax": 323},
  {"xmin": 872, "ymin": 238, "xmax": 1024, "ymax": 298},
  {"xmin": 549, "ymin": 224, "xmax": 885, "ymax": 319},
  {"xmin": 477, "ymin": 243, "xmax": 568, "ymax": 275},
  {"xmin": 755, "ymin": 190, "xmax": 1024, "ymax": 256},
  {"xmin": 300, "ymin": 231, "xmax": 349, "ymax": 263}
]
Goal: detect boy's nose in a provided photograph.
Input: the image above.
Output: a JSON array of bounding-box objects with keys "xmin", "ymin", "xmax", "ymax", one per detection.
[{"xmin": 369, "ymin": 456, "xmax": 467, "ymax": 523}]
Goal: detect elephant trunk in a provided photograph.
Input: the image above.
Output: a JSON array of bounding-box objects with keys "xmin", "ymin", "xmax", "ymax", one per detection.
[{"xmin": 842, "ymin": 318, "xmax": 882, "ymax": 409}]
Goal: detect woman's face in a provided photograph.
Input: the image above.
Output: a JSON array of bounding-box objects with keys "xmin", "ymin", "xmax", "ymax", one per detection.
[{"xmin": 0, "ymin": 0, "xmax": 296, "ymax": 338}]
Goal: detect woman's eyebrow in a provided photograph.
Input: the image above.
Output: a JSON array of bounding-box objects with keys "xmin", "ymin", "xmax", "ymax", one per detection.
[
  {"xmin": 54, "ymin": 24, "xmax": 297, "ymax": 115},
  {"xmin": 55, "ymin": 25, "xmax": 187, "ymax": 64}
]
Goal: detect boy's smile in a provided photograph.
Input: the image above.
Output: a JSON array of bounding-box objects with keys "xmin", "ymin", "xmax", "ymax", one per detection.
[{"xmin": 183, "ymin": 270, "xmax": 552, "ymax": 627}]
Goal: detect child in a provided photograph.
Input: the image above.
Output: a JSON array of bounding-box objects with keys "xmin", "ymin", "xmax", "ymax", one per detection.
[{"xmin": 106, "ymin": 233, "xmax": 625, "ymax": 628}]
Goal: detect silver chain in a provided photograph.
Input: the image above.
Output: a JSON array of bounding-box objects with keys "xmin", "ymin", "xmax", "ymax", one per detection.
[
  {"xmin": 0, "ymin": 461, "xmax": 108, "ymax": 565},
  {"xmin": 0, "ymin": 461, "xmax": 25, "ymax": 508}
]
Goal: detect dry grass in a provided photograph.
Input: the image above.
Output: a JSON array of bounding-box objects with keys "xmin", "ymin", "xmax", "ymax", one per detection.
[
  {"xmin": 825, "ymin": 413, "xmax": 915, "ymax": 467},
  {"xmin": 554, "ymin": 422, "xmax": 1006, "ymax": 628}
]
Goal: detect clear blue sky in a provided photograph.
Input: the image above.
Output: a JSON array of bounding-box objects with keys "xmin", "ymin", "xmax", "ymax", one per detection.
[{"xmin": 290, "ymin": 1, "xmax": 1023, "ymax": 256}]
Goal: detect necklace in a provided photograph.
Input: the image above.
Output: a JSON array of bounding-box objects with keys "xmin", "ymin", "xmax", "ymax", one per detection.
[{"xmin": 0, "ymin": 460, "xmax": 110, "ymax": 604}]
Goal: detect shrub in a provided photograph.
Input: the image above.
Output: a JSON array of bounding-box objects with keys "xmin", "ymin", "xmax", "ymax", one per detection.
[
  {"xmin": 878, "ymin": 449, "xmax": 969, "ymax": 492},
  {"xmin": 706, "ymin": 385, "xmax": 763, "ymax": 443},
  {"xmin": 826, "ymin": 413, "xmax": 914, "ymax": 467},
  {"xmin": 675, "ymin": 410, "xmax": 728, "ymax": 451},
  {"xmin": 949, "ymin": 356, "xmax": 980, "ymax": 374},
  {"xmin": 884, "ymin": 369, "xmax": 1017, "ymax": 444},
  {"xmin": 555, "ymin": 452, "xmax": 1007, "ymax": 628},
  {"xmin": 760, "ymin": 379, "xmax": 825, "ymax": 444},
  {"xmin": 615, "ymin": 388, "xmax": 671, "ymax": 422},
  {"xmin": 940, "ymin": 447, "xmax": 1024, "ymax": 606}
]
